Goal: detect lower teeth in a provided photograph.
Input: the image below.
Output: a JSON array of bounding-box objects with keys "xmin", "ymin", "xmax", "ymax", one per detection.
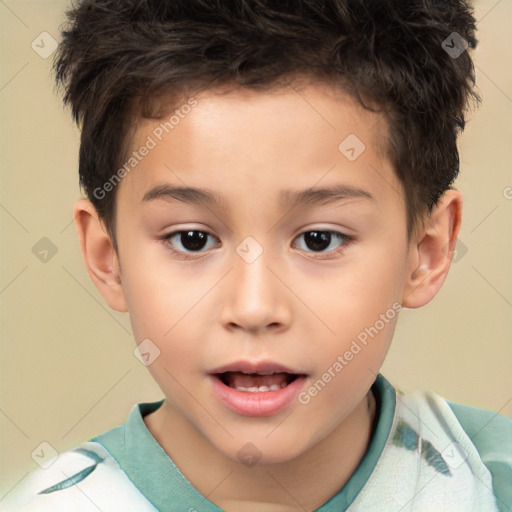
[{"xmin": 234, "ymin": 383, "xmax": 285, "ymax": 392}]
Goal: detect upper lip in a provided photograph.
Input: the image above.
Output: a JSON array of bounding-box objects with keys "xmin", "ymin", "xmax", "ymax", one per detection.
[{"xmin": 209, "ymin": 360, "xmax": 305, "ymax": 375}]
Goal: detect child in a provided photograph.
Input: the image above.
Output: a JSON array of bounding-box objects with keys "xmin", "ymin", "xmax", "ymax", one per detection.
[{"xmin": 3, "ymin": 0, "xmax": 511, "ymax": 510}]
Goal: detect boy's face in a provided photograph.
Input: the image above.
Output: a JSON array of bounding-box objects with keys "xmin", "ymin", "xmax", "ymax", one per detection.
[{"xmin": 100, "ymin": 83, "xmax": 420, "ymax": 462}]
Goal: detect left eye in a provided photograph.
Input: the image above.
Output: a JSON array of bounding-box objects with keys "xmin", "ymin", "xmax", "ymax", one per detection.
[{"xmin": 293, "ymin": 230, "xmax": 351, "ymax": 254}]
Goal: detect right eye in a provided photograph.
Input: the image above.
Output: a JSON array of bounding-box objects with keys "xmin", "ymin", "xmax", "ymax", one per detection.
[{"xmin": 163, "ymin": 230, "xmax": 220, "ymax": 254}]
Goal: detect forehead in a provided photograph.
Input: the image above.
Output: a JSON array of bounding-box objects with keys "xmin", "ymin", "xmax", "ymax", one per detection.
[{"xmin": 118, "ymin": 82, "xmax": 401, "ymax": 216}]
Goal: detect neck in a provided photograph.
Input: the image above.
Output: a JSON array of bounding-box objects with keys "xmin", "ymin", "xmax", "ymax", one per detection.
[{"xmin": 144, "ymin": 390, "xmax": 377, "ymax": 512}]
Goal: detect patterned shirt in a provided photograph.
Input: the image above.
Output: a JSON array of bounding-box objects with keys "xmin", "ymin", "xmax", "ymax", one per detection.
[{"xmin": 2, "ymin": 374, "xmax": 511, "ymax": 511}]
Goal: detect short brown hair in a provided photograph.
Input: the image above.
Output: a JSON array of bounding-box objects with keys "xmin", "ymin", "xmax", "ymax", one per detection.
[{"xmin": 54, "ymin": 0, "xmax": 479, "ymax": 248}]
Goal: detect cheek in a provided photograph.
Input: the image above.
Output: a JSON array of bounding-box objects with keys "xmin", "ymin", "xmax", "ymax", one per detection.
[
  {"xmin": 303, "ymin": 242, "xmax": 405, "ymax": 377},
  {"xmin": 119, "ymin": 256, "xmax": 210, "ymax": 385},
  {"xmin": 313, "ymin": 248, "xmax": 405, "ymax": 331},
  {"xmin": 125, "ymin": 281, "xmax": 203, "ymax": 374},
  {"xmin": 119, "ymin": 240, "xmax": 196, "ymax": 338}
]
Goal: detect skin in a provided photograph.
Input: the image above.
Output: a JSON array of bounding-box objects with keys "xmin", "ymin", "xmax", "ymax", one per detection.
[{"xmin": 74, "ymin": 82, "xmax": 462, "ymax": 511}]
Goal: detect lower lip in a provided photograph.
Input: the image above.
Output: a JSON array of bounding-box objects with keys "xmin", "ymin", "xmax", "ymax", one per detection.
[{"xmin": 210, "ymin": 375, "xmax": 307, "ymax": 417}]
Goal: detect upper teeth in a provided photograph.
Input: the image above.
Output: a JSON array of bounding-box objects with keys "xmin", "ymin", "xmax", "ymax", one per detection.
[
  {"xmin": 240, "ymin": 371, "xmax": 275, "ymax": 375},
  {"xmin": 235, "ymin": 384, "xmax": 285, "ymax": 392}
]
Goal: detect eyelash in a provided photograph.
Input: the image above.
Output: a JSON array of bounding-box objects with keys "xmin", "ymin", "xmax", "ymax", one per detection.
[{"xmin": 161, "ymin": 229, "xmax": 355, "ymax": 260}]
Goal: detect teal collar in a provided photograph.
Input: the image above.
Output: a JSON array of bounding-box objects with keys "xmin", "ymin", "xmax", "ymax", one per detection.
[{"xmin": 92, "ymin": 373, "xmax": 396, "ymax": 511}]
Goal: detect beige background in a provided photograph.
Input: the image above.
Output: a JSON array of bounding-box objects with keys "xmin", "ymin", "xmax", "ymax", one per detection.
[{"xmin": 1, "ymin": 0, "xmax": 511, "ymax": 499}]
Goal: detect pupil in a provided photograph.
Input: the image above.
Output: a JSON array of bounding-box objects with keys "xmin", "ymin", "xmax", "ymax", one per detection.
[
  {"xmin": 305, "ymin": 231, "xmax": 331, "ymax": 251},
  {"xmin": 181, "ymin": 231, "xmax": 207, "ymax": 251}
]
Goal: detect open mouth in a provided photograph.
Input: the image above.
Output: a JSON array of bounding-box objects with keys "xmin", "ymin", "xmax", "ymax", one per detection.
[
  {"xmin": 209, "ymin": 364, "xmax": 308, "ymax": 416},
  {"xmin": 215, "ymin": 371, "xmax": 300, "ymax": 392}
]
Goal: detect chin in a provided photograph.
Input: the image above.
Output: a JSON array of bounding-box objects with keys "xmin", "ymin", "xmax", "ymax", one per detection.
[{"xmin": 213, "ymin": 433, "xmax": 312, "ymax": 467}]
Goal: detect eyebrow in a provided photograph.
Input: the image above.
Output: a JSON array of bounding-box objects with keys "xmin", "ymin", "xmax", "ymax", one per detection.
[
  {"xmin": 280, "ymin": 184, "xmax": 374, "ymax": 210},
  {"xmin": 142, "ymin": 183, "xmax": 374, "ymax": 209}
]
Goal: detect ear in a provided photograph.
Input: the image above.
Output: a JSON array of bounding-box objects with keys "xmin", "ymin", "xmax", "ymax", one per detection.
[
  {"xmin": 402, "ymin": 190, "xmax": 463, "ymax": 308},
  {"xmin": 73, "ymin": 199, "xmax": 127, "ymax": 312}
]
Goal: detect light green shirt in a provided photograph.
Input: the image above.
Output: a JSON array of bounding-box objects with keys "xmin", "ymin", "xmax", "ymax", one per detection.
[{"xmin": 3, "ymin": 374, "xmax": 511, "ymax": 511}]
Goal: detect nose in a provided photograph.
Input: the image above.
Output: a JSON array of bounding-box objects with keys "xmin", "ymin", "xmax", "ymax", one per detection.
[{"xmin": 219, "ymin": 239, "xmax": 291, "ymax": 335}]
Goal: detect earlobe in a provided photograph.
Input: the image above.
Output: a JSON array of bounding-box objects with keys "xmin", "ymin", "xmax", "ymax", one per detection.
[
  {"xmin": 73, "ymin": 199, "xmax": 128, "ymax": 313},
  {"xmin": 402, "ymin": 190, "xmax": 463, "ymax": 308}
]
